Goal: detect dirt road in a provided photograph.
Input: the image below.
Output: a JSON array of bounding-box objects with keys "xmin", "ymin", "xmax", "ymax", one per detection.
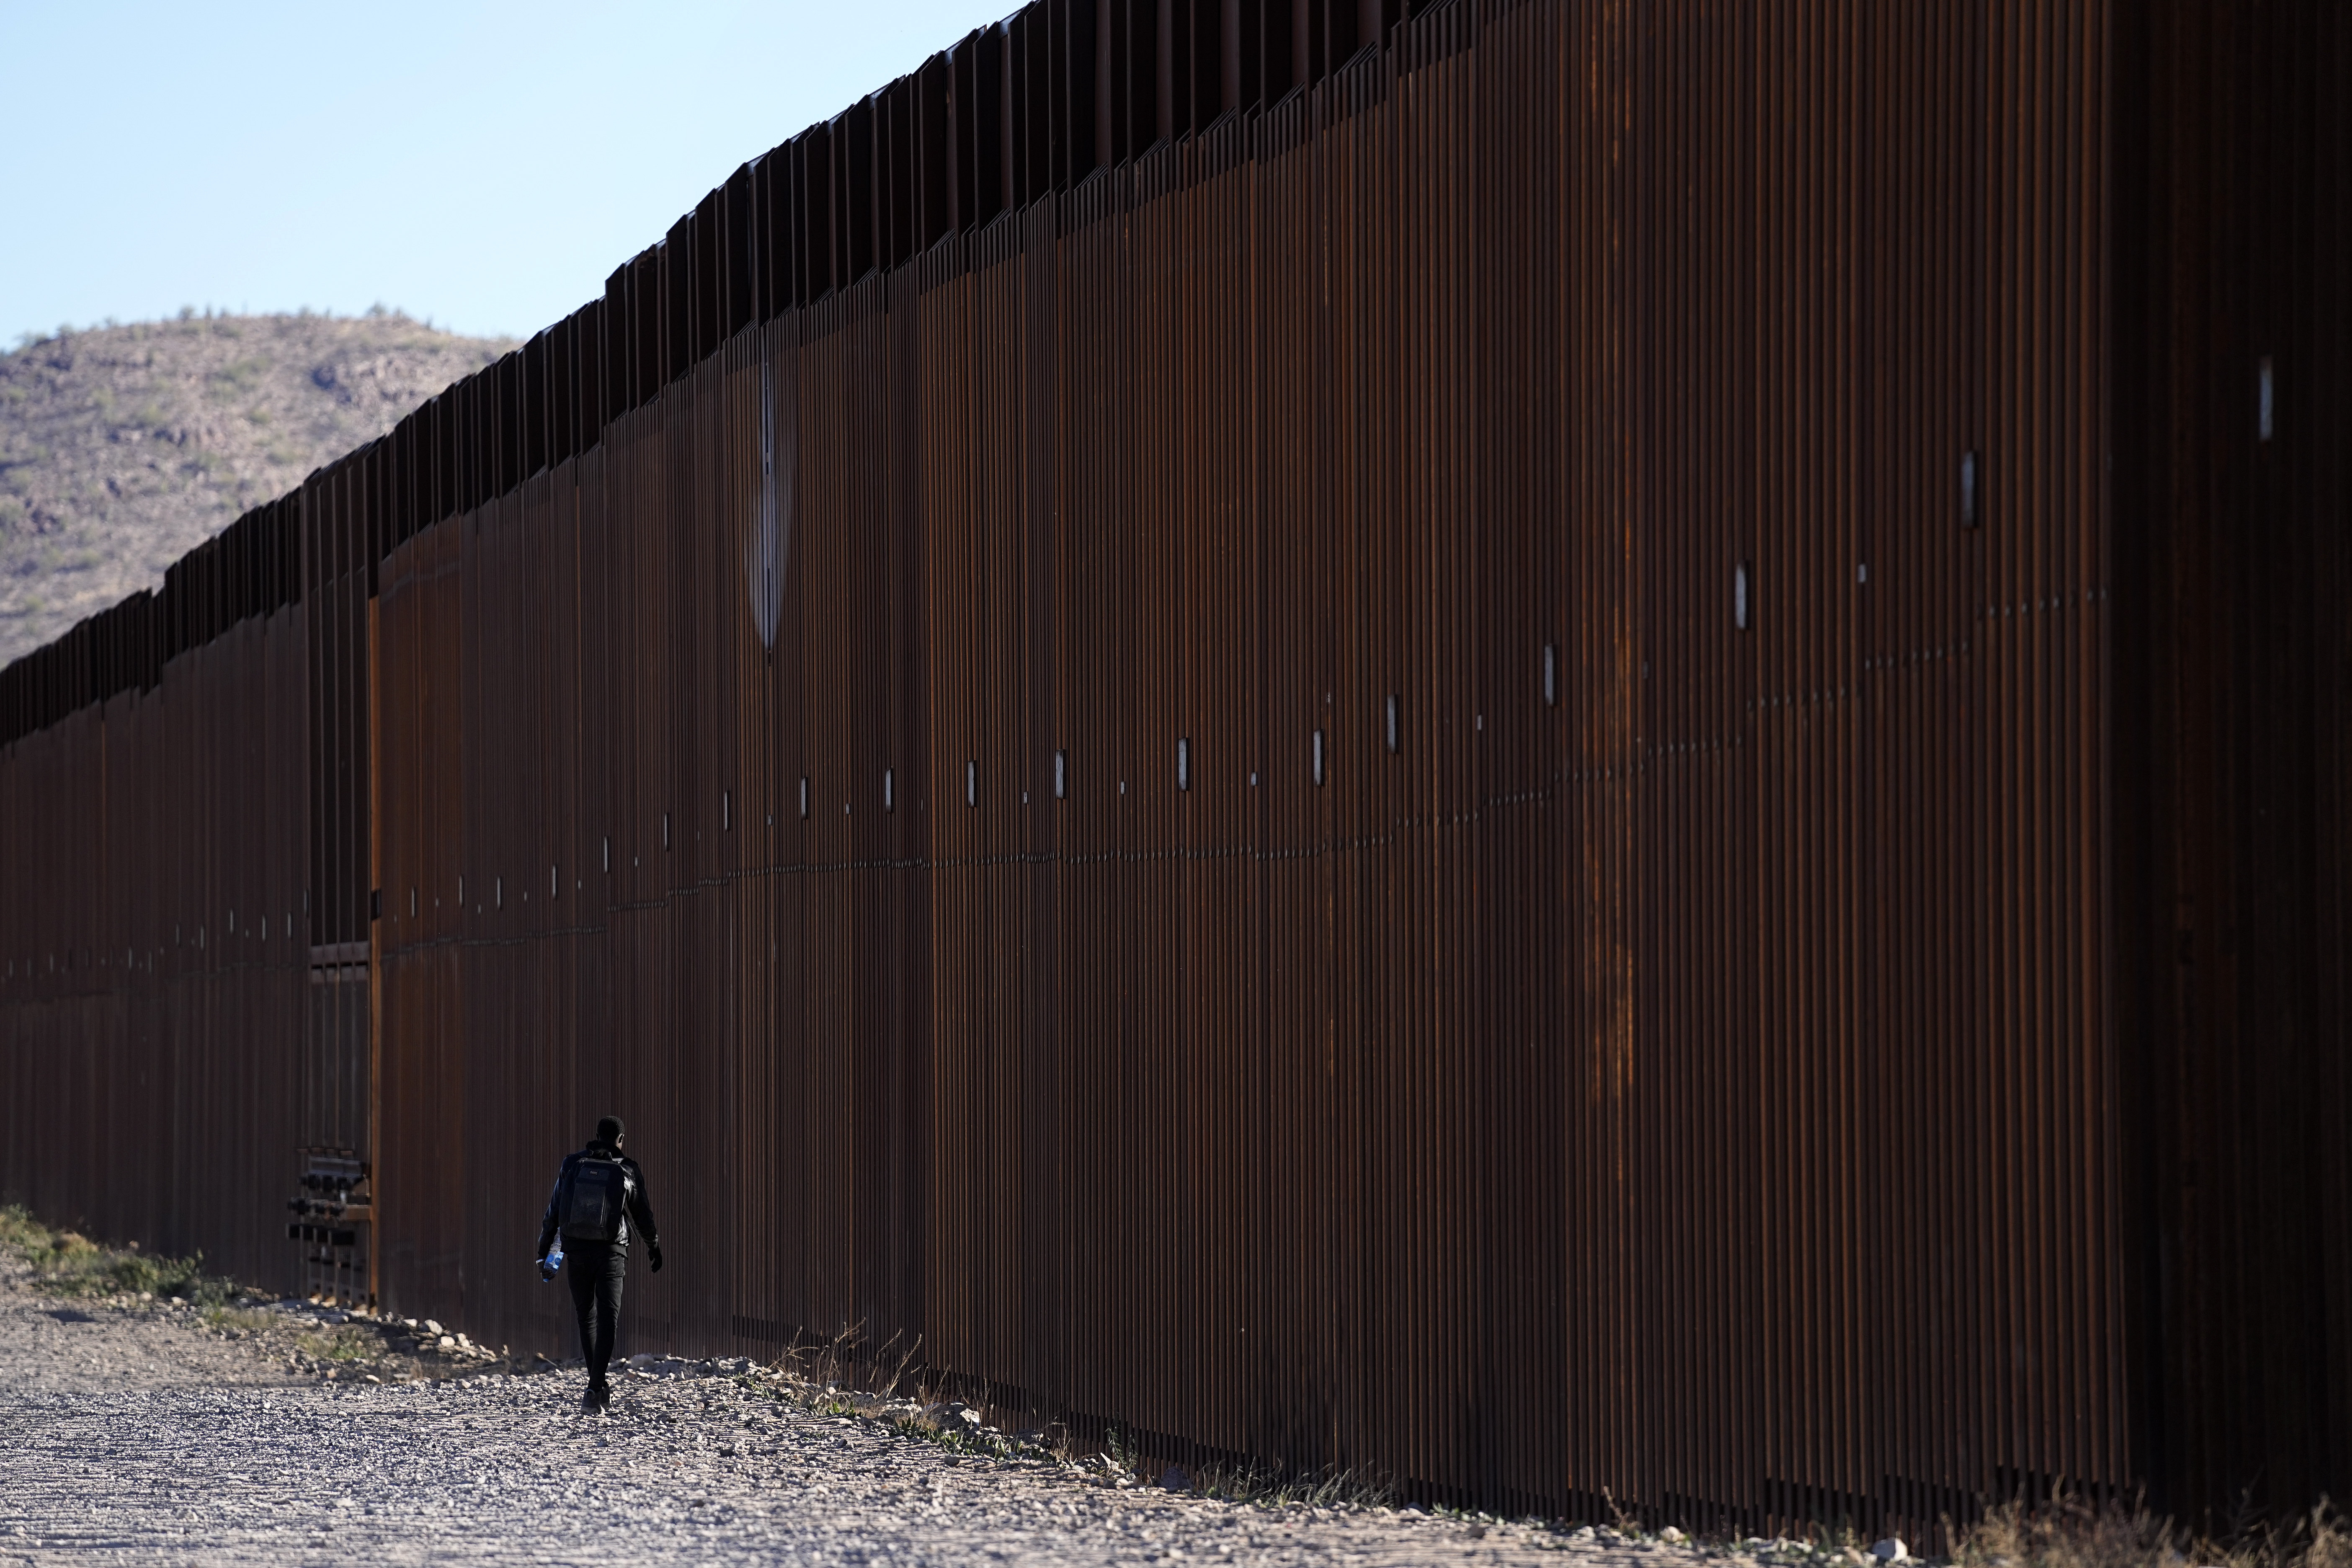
[{"xmin": 0, "ymin": 1256, "xmax": 1729, "ymax": 1567}]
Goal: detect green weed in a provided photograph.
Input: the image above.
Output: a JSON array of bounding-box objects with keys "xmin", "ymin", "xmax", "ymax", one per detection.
[{"xmin": 0, "ymin": 1202, "xmax": 242, "ymax": 1305}]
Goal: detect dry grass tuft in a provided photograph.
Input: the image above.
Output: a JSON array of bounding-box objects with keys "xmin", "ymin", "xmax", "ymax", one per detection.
[
  {"xmin": 1174, "ymin": 1450, "xmax": 1396, "ymax": 1511},
  {"xmin": 725, "ymin": 1323, "xmax": 1393, "ymax": 1508},
  {"xmin": 1957, "ymin": 1494, "xmax": 2352, "ymax": 1568}
]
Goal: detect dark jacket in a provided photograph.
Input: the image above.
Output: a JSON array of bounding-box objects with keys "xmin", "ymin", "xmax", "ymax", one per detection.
[{"xmin": 537, "ymin": 1140, "xmax": 660, "ymax": 1256}]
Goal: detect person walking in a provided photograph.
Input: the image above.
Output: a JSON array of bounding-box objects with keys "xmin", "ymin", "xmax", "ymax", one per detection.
[{"xmin": 536, "ymin": 1115, "xmax": 662, "ymax": 1412}]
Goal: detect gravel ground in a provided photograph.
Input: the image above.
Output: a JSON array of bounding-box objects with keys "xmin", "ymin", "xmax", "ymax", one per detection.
[{"xmin": 0, "ymin": 1256, "xmax": 1750, "ymax": 1567}]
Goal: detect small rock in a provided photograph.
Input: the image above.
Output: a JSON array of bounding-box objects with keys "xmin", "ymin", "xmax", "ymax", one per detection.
[
  {"xmin": 1159, "ymin": 1465, "xmax": 1191, "ymax": 1492},
  {"xmin": 1571, "ymin": 1525, "xmax": 1596, "ymax": 1540},
  {"xmin": 1662, "ymin": 1526, "xmax": 1687, "ymax": 1543},
  {"xmin": 1872, "ymin": 1540, "xmax": 1909, "ymax": 1563},
  {"xmin": 437, "ymin": 1336, "xmax": 455, "ymax": 1350}
]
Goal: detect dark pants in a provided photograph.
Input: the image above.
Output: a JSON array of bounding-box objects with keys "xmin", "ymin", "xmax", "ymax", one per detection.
[{"xmin": 563, "ymin": 1241, "xmax": 627, "ymax": 1387}]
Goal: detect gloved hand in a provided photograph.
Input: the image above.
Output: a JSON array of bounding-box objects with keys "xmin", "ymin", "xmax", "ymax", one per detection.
[
  {"xmin": 648, "ymin": 1245, "xmax": 664, "ymax": 1274},
  {"xmin": 539, "ymin": 1256, "xmax": 557, "ymax": 1282}
]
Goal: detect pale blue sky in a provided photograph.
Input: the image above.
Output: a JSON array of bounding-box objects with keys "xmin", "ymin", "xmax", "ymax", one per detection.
[{"xmin": 1, "ymin": 0, "xmax": 1017, "ymax": 346}]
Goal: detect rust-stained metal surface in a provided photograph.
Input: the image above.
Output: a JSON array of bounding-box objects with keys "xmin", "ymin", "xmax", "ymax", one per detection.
[
  {"xmin": 2108, "ymin": 0, "xmax": 2352, "ymax": 1526},
  {"xmin": 3, "ymin": 0, "xmax": 2347, "ymax": 1540},
  {"xmin": 0, "ymin": 603, "xmax": 314, "ymax": 1289}
]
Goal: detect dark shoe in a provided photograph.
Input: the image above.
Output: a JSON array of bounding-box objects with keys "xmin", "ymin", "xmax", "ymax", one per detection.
[{"xmin": 581, "ymin": 1382, "xmax": 605, "ymax": 1414}]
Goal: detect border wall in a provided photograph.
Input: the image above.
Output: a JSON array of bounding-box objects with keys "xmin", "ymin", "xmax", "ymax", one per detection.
[{"xmin": 3, "ymin": 0, "xmax": 2347, "ymax": 1538}]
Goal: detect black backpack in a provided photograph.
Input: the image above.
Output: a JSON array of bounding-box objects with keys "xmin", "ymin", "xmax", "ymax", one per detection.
[{"xmin": 558, "ymin": 1153, "xmax": 631, "ymax": 1243}]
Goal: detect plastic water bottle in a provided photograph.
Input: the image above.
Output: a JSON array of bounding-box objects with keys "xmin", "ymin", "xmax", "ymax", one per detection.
[{"xmin": 544, "ymin": 1234, "xmax": 565, "ymax": 1278}]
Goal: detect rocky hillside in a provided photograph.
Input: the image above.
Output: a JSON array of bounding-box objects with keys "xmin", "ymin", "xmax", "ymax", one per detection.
[{"xmin": 0, "ymin": 311, "xmax": 514, "ymax": 669}]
